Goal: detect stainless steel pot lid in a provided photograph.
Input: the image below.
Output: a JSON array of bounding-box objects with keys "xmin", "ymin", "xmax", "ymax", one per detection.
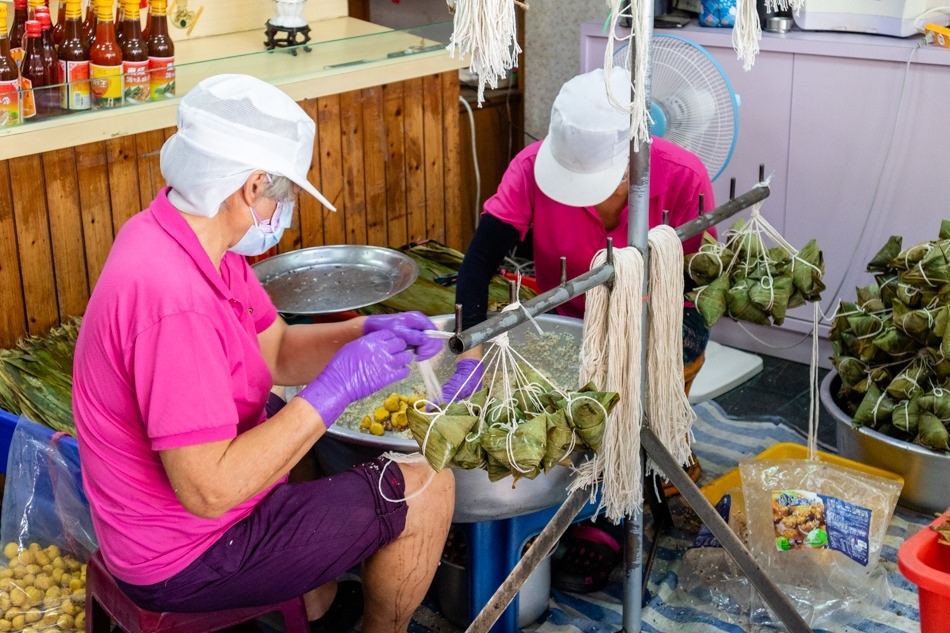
[{"xmin": 252, "ymin": 245, "xmax": 418, "ymax": 315}]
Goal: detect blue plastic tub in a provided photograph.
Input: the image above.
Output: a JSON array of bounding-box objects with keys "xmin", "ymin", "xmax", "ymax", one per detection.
[{"xmin": 0, "ymin": 408, "xmax": 80, "ymax": 475}]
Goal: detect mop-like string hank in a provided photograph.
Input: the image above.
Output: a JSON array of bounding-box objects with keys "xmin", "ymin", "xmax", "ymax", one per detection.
[{"xmin": 446, "ymin": 0, "xmax": 524, "ymax": 106}]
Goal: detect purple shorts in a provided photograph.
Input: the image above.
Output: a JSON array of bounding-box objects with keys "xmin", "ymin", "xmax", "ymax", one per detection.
[{"xmin": 116, "ymin": 456, "xmax": 407, "ymax": 612}]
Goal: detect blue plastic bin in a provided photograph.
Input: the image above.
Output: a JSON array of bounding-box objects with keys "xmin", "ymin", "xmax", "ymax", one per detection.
[{"xmin": 0, "ymin": 408, "xmax": 80, "ymax": 475}]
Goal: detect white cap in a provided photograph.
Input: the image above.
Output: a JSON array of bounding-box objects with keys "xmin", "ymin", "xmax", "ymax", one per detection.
[
  {"xmin": 534, "ymin": 67, "xmax": 631, "ymax": 208},
  {"xmin": 160, "ymin": 74, "xmax": 335, "ymax": 216}
]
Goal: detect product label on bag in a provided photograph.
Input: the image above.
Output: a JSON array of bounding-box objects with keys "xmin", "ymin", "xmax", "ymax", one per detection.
[
  {"xmin": 59, "ymin": 59, "xmax": 91, "ymax": 110},
  {"xmin": 772, "ymin": 489, "xmax": 871, "ymax": 565},
  {"xmin": 0, "ymin": 79, "xmax": 20, "ymax": 127},
  {"xmin": 147, "ymin": 56, "xmax": 174, "ymax": 100},
  {"xmin": 122, "ymin": 60, "xmax": 149, "ymax": 104},
  {"xmin": 90, "ymin": 63, "xmax": 122, "ymax": 108}
]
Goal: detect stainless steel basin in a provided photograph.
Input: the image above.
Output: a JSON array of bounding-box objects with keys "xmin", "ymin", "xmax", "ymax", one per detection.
[
  {"xmin": 820, "ymin": 371, "xmax": 950, "ymax": 515},
  {"xmin": 289, "ymin": 313, "xmax": 587, "ymax": 523}
]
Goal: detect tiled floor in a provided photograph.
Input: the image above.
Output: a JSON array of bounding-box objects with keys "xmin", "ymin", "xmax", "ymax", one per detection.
[{"xmin": 711, "ymin": 352, "xmax": 837, "ymax": 449}]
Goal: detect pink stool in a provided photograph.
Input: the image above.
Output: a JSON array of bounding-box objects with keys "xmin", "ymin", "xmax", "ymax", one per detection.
[{"xmin": 85, "ymin": 550, "xmax": 311, "ymax": 633}]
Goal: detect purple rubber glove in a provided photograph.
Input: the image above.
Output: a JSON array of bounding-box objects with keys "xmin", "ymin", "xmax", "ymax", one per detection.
[
  {"xmin": 364, "ymin": 311, "xmax": 442, "ymax": 361},
  {"xmin": 296, "ymin": 330, "xmax": 413, "ymax": 427},
  {"xmin": 441, "ymin": 358, "xmax": 484, "ymax": 403}
]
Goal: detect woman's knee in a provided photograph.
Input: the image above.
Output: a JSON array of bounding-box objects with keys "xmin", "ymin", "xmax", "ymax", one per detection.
[{"xmin": 400, "ymin": 464, "xmax": 455, "ymax": 530}]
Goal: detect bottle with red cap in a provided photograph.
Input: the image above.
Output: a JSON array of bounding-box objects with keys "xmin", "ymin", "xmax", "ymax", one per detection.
[
  {"xmin": 0, "ymin": 3, "xmax": 21, "ymax": 127},
  {"xmin": 33, "ymin": 6, "xmax": 60, "ymax": 116},
  {"xmin": 20, "ymin": 19, "xmax": 55, "ymax": 120},
  {"xmin": 8, "ymin": 0, "xmax": 28, "ymax": 67},
  {"xmin": 58, "ymin": 0, "xmax": 90, "ymax": 111}
]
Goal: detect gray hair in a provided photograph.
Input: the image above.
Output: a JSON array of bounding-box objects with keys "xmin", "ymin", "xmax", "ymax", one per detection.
[{"xmin": 262, "ymin": 174, "xmax": 297, "ymax": 202}]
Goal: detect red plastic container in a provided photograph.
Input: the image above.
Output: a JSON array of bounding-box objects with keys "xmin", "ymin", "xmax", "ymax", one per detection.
[{"xmin": 898, "ymin": 511, "xmax": 950, "ymax": 633}]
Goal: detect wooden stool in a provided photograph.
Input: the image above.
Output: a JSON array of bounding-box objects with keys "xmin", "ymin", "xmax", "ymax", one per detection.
[{"xmin": 85, "ymin": 550, "xmax": 311, "ymax": 633}]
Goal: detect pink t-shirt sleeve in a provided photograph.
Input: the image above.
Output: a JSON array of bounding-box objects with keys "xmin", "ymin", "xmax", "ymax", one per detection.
[
  {"xmin": 482, "ymin": 145, "xmax": 540, "ymax": 240},
  {"xmin": 130, "ymin": 312, "xmax": 240, "ymax": 451}
]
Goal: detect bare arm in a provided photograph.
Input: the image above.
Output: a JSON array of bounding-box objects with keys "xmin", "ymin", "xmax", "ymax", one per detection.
[
  {"xmin": 160, "ymin": 397, "xmax": 324, "ymax": 518},
  {"xmin": 257, "ymin": 315, "xmax": 368, "ymax": 387}
]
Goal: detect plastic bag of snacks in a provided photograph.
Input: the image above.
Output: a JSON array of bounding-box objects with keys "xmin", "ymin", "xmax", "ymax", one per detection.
[
  {"xmin": 738, "ymin": 458, "xmax": 902, "ymax": 628},
  {"xmin": 0, "ymin": 417, "xmax": 95, "ymax": 632}
]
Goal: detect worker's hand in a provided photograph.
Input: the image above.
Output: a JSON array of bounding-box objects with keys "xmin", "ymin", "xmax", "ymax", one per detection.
[
  {"xmin": 440, "ymin": 358, "xmax": 484, "ymax": 404},
  {"xmin": 364, "ymin": 312, "xmax": 442, "ymax": 361},
  {"xmin": 296, "ymin": 330, "xmax": 413, "ymax": 427}
]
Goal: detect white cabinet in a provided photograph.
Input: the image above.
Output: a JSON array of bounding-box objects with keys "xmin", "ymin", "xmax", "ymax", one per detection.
[{"xmin": 580, "ymin": 21, "xmax": 950, "ymax": 366}]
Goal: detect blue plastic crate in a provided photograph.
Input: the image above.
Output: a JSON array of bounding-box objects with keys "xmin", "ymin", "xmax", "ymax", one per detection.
[{"xmin": 0, "ymin": 408, "xmax": 80, "ymax": 475}]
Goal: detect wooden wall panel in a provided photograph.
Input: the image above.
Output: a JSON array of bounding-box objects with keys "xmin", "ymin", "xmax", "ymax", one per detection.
[
  {"xmin": 0, "ymin": 161, "xmax": 26, "ymax": 341},
  {"xmin": 382, "ymin": 82, "xmax": 408, "ymax": 249},
  {"xmin": 9, "ymin": 155, "xmax": 57, "ymax": 336},
  {"xmin": 340, "ymin": 91, "xmax": 367, "ymax": 246},
  {"xmin": 361, "ymin": 86, "xmax": 388, "ymax": 248},
  {"xmin": 43, "ymin": 149, "xmax": 89, "ymax": 319},
  {"xmin": 0, "ymin": 72, "xmax": 461, "ymax": 348}
]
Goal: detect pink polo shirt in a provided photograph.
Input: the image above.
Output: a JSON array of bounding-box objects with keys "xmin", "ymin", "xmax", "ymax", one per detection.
[
  {"xmin": 484, "ymin": 137, "xmax": 715, "ymax": 318},
  {"xmin": 72, "ymin": 187, "xmax": 280, "ymax": 586}
]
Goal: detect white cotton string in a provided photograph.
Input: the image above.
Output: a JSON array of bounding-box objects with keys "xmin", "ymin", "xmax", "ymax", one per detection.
[
  {"xmin": 807, "ymin": 301, "xmax": 820, "ymax": 460},
  {"xmin": 570, "ymin": 246, "xmax": 645, "ymax": 523},
  {"xmin": 732, "ymin": 0, "xmax": 761, "ymax": 71},
  {"xmin": 378, "ymin": 452, "xmax": 435, "ymax": 503},
  {"xmin": 645, "ymin": 226, "xmax": 696, "ymax": 476},
  {"xmin": 446, "ymin": 0, "xmax": 524, "ymax": 106},
  {"xmin": 604, "ymin": 0, "xmax": 652, "ymax": 151},
  {"xmin": 418, "ymin": 358, "xmax": 444, "ymax": 406}
]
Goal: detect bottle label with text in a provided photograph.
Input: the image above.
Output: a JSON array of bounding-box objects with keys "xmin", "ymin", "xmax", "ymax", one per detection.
[
  {"xmin": 90, "ymin": 62, "xmax": 122, "ymax": 108},
  {"xmin": 122, "ymin": 60, "xmax": 149, "ymax": 104},
  {"xmin": 0, "ymin": 79, "xmax": 20, "ymax": 127},
  {"xmin": 60, "ymin": 59, "xmax": 91, "ymax": 110},
  {"xmin": 18, "ymin": 76, "xmax": 35, "ymax": 118},
  {"xmin": 147, "ymin": 56, "xmax": 174, "ymax": 100}
]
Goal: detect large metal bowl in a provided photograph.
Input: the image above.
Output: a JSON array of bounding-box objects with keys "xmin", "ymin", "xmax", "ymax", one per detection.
[
  {"xmin": 820, "ymin": 371, "xmax": 950, "ymax": 515},
  {"xmin": 252, "ymin": 245, "xmax": 418, "ymax": 315},
  {"xmin": 290, "ymin": 313, "xmax": 587, "ymax": 523}
]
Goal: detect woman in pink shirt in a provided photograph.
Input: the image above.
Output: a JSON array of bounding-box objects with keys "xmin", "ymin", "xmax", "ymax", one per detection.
[
  {"xmin": 72, "ymin": 74, "xmax": 454, "ymax": 632},
  {"xmin": 447, "ymin": 67, "xmax": 716, "ymax": 594}
]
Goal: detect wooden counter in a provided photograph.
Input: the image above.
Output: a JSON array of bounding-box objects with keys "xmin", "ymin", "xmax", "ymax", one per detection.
[{"xmin": 0, "ymin": 18, "xmax": 466, "ymax": 347}]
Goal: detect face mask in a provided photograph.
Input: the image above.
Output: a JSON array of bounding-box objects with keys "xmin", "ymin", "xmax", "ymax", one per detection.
[{"xmin": 229, "ymin": 199, "xmax": 294, "ymax": 257}]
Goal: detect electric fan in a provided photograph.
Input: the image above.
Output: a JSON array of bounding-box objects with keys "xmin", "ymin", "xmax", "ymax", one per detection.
[
  {"xmin": 615, "ymin": 34, "xmax": 739, "ymax": 181},
  {"xmin": 615, "ymin": 35, "xmax": 761, "ymax": 401}
]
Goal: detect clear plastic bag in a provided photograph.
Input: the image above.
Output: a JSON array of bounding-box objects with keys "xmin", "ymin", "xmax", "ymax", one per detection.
[
  {"xmin": 738, "ymin": 458, "xmax": 902, "ymax": 629},
  {"xmin": 0, "ymin": 416, "xmax": 96, "ymax": 631}
]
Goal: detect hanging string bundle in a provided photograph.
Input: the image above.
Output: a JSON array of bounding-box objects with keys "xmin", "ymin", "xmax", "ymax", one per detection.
[
  {"xmin": 570, "ymin": 227, "xmax": 694, "ymax": 522},
  {"xmin": 603, "ymin": 0, "xmax": 652, "ymax": 152},
  {"xmin": 733, "ymin": 0, "xmax": 804, "ymax": 70},
  {"xmin": 446, "ymin": 0, "xmax": 524, "ymax": 105}
]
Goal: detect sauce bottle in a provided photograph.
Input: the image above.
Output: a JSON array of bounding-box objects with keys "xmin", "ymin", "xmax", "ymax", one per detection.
[
  {"xmin": 0, "ymin": 4, "xmax": 21, "ymax": 127},
  {"xmin": 8, "ymin": 0, "xmax": 28, "ymax": 67},
  {"xmin": 140, "ymin": 1, "xmax": 151, "ymax": 41},
  {"xmin": 81, "ymin": 0, "xmax": 97, "ymax": 47},
  {"xmin": 33, "ymin": 5, "xmax": 60, "ymax": 117},
  {"xmin": 89, "ymin": 0, "xmax": 121, "ymax": 109},
  {"xmin": 58, "ymin": 0, "xmax": 90, "ymax": 111},
  {"xmin": 19, "ymin": 19, "xmax": 53, "ymax": 120},
  {"xmin": 146, "ymin": 0, "xmax": 173, "ymax": 100},
  {"xmin": 114, "ymin": 1, "xmax": 124, "ymax": 47},
  {"xmin": 119, "ymin": 0, "xmax": 147, "ymax": 104},
  {"xmin": 52, "ymin": 1, "xmax": 66, "ymax": 46},
  {"xmin": 27, "ymin": 0, "xmax": 44, "ymax": 21}
]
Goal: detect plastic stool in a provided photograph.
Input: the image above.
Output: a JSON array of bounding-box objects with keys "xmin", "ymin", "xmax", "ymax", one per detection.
[
  {"xmin": 85, "ymin": 550, "xmax": 311, "ymax": 633},
  {"xmin": 456, "ymin": 497, "xmax": 600, "ymax": 633}
]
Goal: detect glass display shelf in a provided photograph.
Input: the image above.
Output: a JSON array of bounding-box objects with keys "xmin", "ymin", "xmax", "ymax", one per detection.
[{"xmin": 0, "ymin": 18, "xmax": 462, "ymax": 160}]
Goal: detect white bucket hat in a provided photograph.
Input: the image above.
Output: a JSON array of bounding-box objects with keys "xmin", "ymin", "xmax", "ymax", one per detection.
[
  {"xmin": 160, "ymin": 74, "xmax": 335, "ymax": 216},
  {"xmin": 534, "ymin": 67, "xmax": 632, "ymax": 208}
]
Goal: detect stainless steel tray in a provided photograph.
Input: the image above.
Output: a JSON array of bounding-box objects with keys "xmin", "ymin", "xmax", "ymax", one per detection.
[{"xmin": 252, "ymin": 245, "xmax": 418, "ymax": 315}]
